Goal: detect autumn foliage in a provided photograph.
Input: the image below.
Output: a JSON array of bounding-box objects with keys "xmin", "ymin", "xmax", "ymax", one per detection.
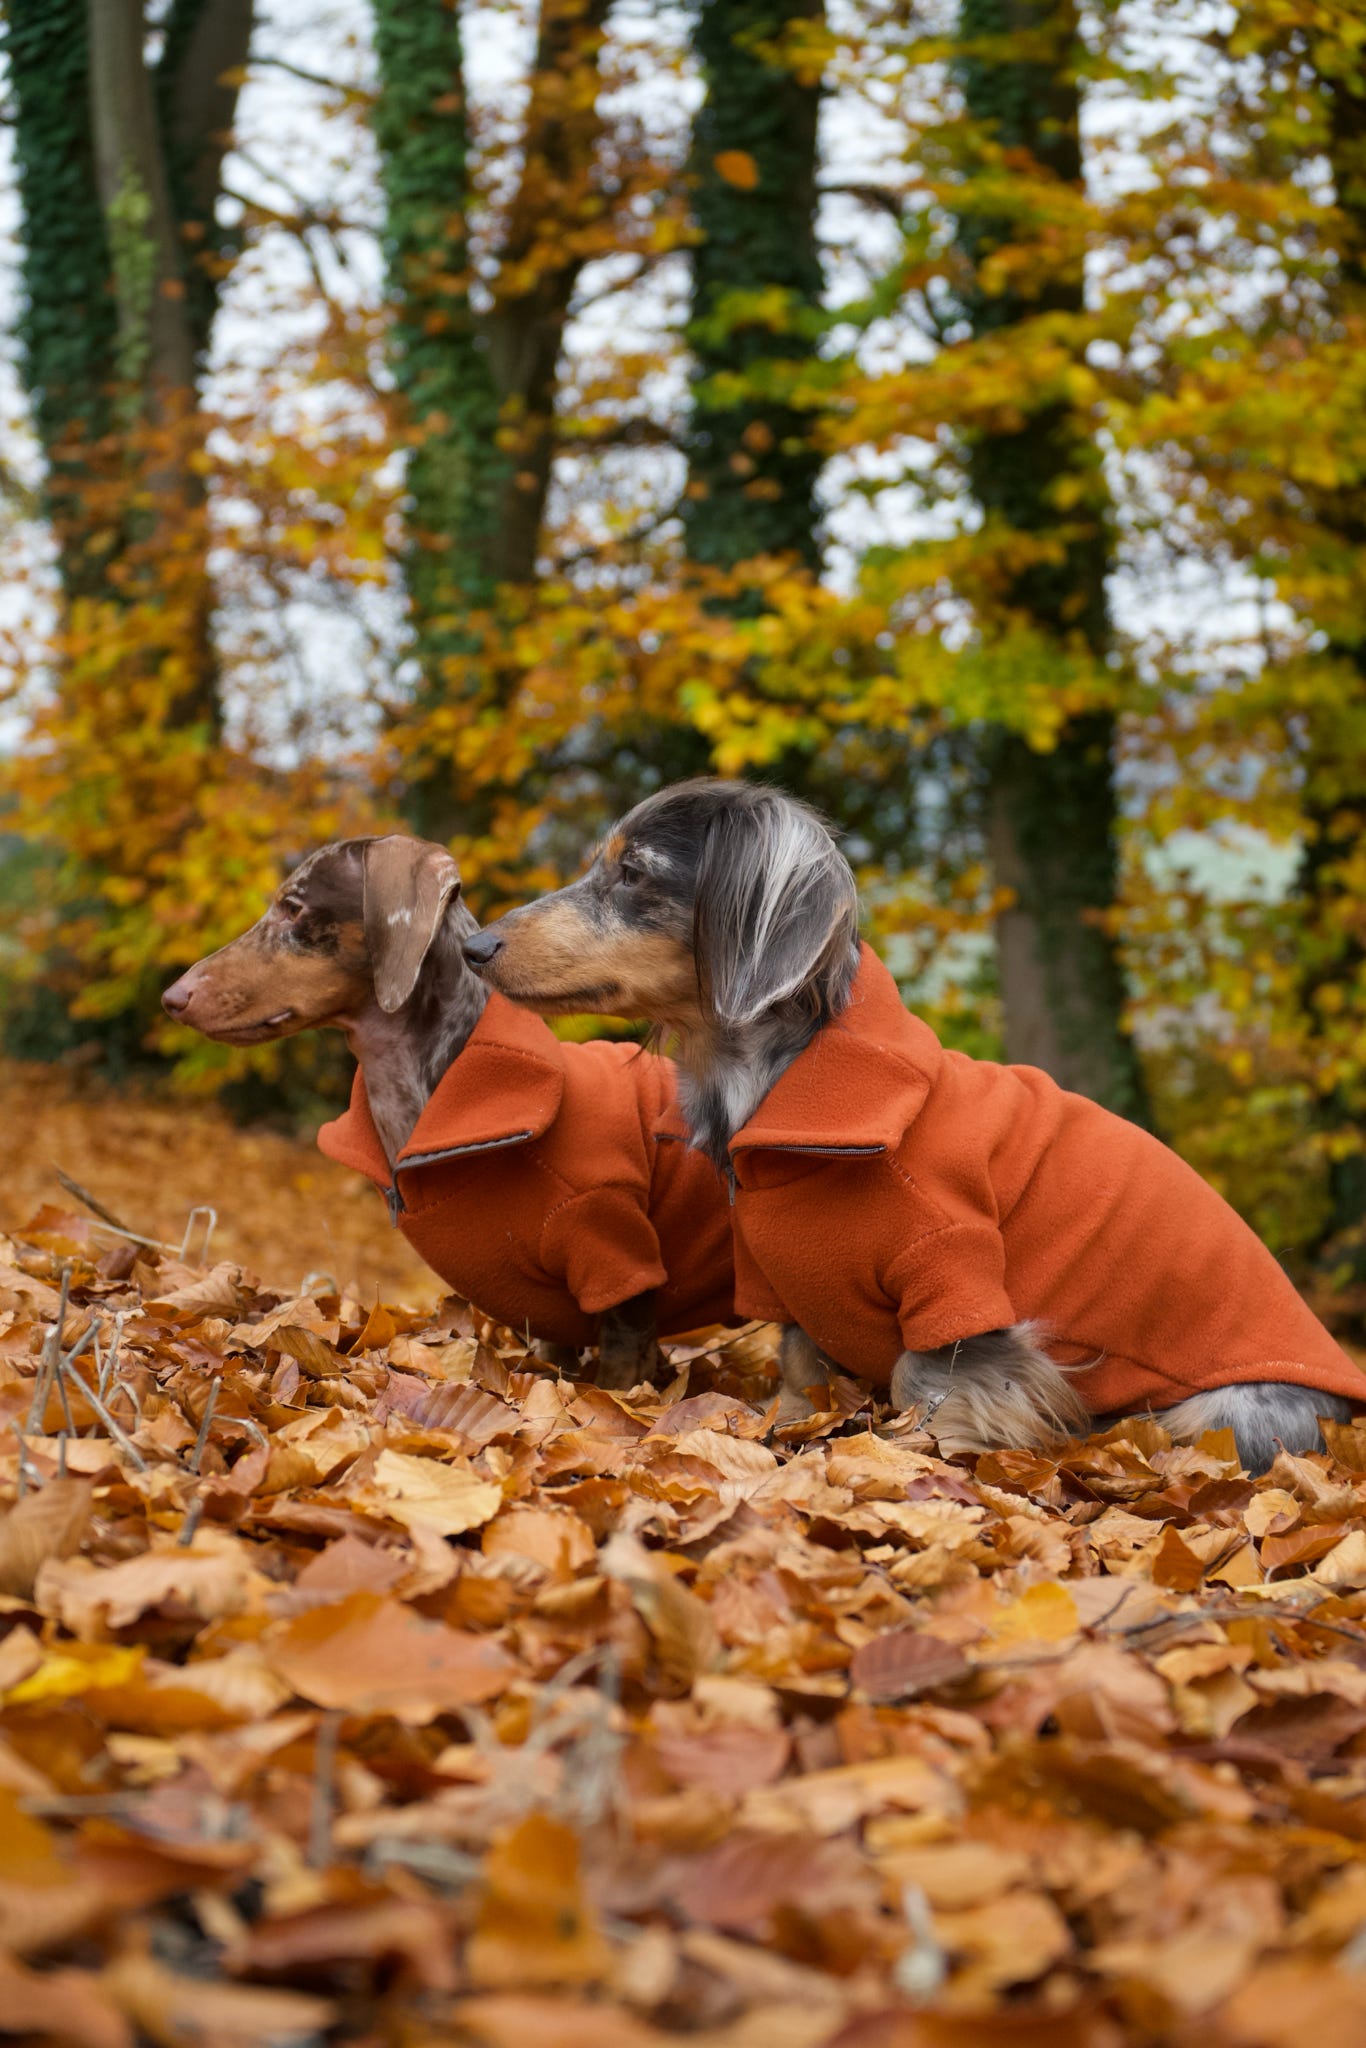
[{"xmin": 7, "ymin": 1203, "xmax": 1366, "ymax": 2042}]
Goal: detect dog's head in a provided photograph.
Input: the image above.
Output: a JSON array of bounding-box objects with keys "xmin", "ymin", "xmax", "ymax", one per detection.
[
  {"xmin": 162, "ymin": 835, "xmax": 463, "ymax": 1043},
  {"xmin": 463, "ymin": 780, "xmax": 859, "ymax": 1033}
]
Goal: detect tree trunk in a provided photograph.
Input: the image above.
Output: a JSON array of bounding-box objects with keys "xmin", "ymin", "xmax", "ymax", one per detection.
[
  {"xmin": 87, "ymin": 0, "xmax": 198, "ymax": 403},
  {"xmin": 372, "ymin": 0, "xmax": 613, "ymax": 836},
  {"xmin": 1300, "ymin": 58, "xmax": 1366, "ymax": 1268},
  {"xmin": 5, "ymin": 0, "xmax": 119, "ymax": 595},
  {"xmin": 989, "ymin": 719, "xmax": 1146, "ymax": 1118},
  {"xmin": 371, "ymin": 0, "xmax": 503, "ymax": 634},
  {"xmin": 958, "ymin": 0, "xmax": 1149, "ymax": 1121},
  {"xmin": 484, "ymin": 0, "xmax": 611, "ymax": 587},
  {"xmin": 156, "ymin": 0, "xmax": 257, "ymax": 361},
  {"xmin": 683, "ymin": 0, "xmax": 826, "ymax": 572}
]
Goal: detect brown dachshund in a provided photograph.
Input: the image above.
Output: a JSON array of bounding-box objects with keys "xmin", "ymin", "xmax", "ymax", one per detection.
[{"xmin": 162, "ymin": 836, "xmax": 736, "ymax": 1386}]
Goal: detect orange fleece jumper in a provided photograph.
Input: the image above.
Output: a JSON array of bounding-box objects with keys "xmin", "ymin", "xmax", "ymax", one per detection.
[
  {"xmin": 655, "ymin": 945, "xmax": 1362, "ymax": 1415},
  {"xmin": 318, "ymin": 991, "xmax": 735, "ymax": 1347}
]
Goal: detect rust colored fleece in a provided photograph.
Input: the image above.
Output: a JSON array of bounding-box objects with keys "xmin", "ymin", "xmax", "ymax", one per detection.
[
  {"xmin": 655, "ymin": 946, "xmax": 1362, "ymax": 1414},
  {"xmin": 318, "ymin": 992, "xmax": 734, "ymax": 1347}
]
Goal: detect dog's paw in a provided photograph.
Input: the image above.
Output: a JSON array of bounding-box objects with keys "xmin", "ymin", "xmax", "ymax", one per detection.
[{"xmin": 891, "ymin": 1323, "xmax": 1088, "ymax": 1455}]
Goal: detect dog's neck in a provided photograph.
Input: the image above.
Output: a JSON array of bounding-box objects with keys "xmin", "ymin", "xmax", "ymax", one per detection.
[
  {"xmin": 675, "ymin": 950, "xmax": 859, "ymax": 1172},
  {"xmin": 346, "ymin": 901, "xmax": 489, "ymax": 1167}
]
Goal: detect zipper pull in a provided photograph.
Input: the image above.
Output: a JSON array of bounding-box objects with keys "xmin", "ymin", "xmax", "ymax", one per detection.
[
  {"xmin": 385, "ymin": 1182, "xmax": 405, "ymax": 1227},
  {"xmin": 727, "ymin": 1164, "xmax": 737, "ymax": 1206}
]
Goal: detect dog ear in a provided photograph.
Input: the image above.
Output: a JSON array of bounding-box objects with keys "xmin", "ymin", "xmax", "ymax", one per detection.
[
  {"xmin": 693, "ymin": 796, "xmax": 857, "ymax": 1028},
  {"xmin": 362, "ymin": 836, "xmax": 462, "ymax": 1013}
]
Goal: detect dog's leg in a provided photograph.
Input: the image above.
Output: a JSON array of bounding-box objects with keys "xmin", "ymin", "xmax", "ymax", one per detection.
[
  {"xmin": 594, "ymin": 1290, "xmax": 662, "ymax": 1391},
  {"xmin": 535, "ymin": 1340, "xmax": 584, "ymax": 1377},
  {"xmin": 889, "ymin": 1322, "xmax": 1089, "ymax": 1455},
  {"xmin": 1155, "ymin": 1380, "xmax": 1356, "ymax": 1475},
  {"xmin": 776, "ymin": 1323, "xmax": 835, "ymax": 1424}
]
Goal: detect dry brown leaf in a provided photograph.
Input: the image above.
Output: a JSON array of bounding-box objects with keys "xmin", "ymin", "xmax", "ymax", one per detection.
[
  {"xmin": 36, "ymin": 1536, "xmax": 261, "ymax": 1634},
  {"xmin": 483, "ymin": 1503, "xmax": 597, "ymax": 1575},
  {"xmin": 603, "ymin": 1533, "xmax": 719, "ymax": 1692},
  {"xmin": 0, "ymin": 1476, "xmax": 93, "ymax": 1597},
  {"xmin": 360, "ymin": 1447, "xmax": 503, "ymax": 1535},
  {"xmin": 467, "ymin": 1813, "xmax": 609, "ymax": 1989},
  {"xmin": 0, "ymin": 1953, "xmax": 130, "ymax": 2048},
  {"xmin": 148, "ymin": 1264, "xmax": 247, "ymax": 1316},
  {"xmin": 851, "ymin": 1628, "xmax": 970, "ymax": 1703},
  {"xmin": 265, "ymin": 1590, "xmax": 515, "ymax": 1720},
  {"xmin": 447, "ymin": 1997, "xmax": 665, "ymax": 2048},
  {"xmin": 104, "ymin": 1951, "xmax": 335, "ymax": 2046}
]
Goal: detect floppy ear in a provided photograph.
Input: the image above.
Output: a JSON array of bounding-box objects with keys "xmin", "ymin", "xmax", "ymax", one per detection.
[
  {"xmin": 362, "ymin": 836, "xmax": 462, "ymax": 1013},
  {"xmin": 693, "ymin": 799, "xmax": 857, "ymax": 1028}
]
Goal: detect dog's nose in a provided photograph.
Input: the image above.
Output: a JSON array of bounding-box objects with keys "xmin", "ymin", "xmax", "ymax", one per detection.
[
  {"xmin": 462, "ymin": 930, "xmax": 505, "ymax": 968},
  {"xmin": 161, "ymin": 975, "xmax": 194, "ymax": 1017}
]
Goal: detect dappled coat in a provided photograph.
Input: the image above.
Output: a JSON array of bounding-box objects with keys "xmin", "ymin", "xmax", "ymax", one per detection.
[
  {"xmin": 319, "ymin": 991, "xmax": 735, "ymax": 1346},
  {"xmin": 653, "ymin": 944, "xmax": 1364, "ymax": 1415}
]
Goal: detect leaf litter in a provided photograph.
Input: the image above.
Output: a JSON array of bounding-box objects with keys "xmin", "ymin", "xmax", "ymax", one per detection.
[{"xmin": 3, "ymin": 1206, "xmax": 1366, "ymax": 2045}]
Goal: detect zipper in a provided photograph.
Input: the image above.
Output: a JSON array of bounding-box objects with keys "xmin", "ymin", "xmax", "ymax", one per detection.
[{"xmin": 384, "ymin": 1130, "xmax": 535, "ymax": 1228}]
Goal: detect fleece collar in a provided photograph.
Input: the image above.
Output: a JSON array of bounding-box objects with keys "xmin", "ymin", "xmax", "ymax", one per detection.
[
  {"xmin": 317, "ymin": 989, "xmax": 566, "ymax": 1189},
  {"xmin": 652, "ymin": 945, "xmax": 939, "ymax": 1161}
]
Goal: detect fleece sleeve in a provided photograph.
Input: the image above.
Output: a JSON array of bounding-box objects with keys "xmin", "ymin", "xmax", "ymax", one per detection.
[
  {"xmin": 881, "ymin": 1222, "xmax": 1017, "ymax": 1355},
  {"xmin": 539, "ymin": 1185, "xmax": 670, "ymax": 1316}
]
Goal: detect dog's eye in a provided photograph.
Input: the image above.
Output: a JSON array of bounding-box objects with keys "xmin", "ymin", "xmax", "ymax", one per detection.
[
  {"xmin": 279, "ymin": 896, "xmax": 305, "ymax": 920},
  {"xmin": 618, "ymin": 858, "xmax": 646, "ymax": 888}
]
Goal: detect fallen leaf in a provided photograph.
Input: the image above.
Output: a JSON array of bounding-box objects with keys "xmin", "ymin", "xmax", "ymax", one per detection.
[
  {"xmin": 104, "ymin": 1951, "xmax": 334, "ymax": 2046},
  {"xmin": 851, "ymin": 1628, "xmax": 969, "ymax": 1702},
  {"xmin": 0, "ymin": 1477, "xmax": 93, "ymax": 1596},
  {"xmin": 468, "ymin": 1814, "xmax": 609, "ymax": 1989},
  {"xmin": 265, "ymin": 1591, "xmax": 515, "ymax": 1721},
  {"xmin": 361, "ymin": 1447, "xmax": 503, "ymax": 1535}
]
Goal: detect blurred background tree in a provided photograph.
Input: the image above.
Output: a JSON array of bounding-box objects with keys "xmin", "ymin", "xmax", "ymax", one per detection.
[{"xmin": 0, "ymin": 0, "xmax": 1364, "ymax": 1321}]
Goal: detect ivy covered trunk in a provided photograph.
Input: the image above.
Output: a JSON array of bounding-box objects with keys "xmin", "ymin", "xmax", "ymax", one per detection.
[
  {"xmin": 3, "ymin": 0, "xmax": 253, "ymax": 1044},
  {"xmin": 371, "ymin": 0, "xmax": 612, "ymax": 839},
  {"xmin": 683, "ymin": 0, "xmax": 825, "ymax": 573},
  {"xmin": 371, "ymin": 0, "xmax": 503, "ymax": 683},
  {"xmin": 6, "ymin": 0, "xmax": 119, "ymax": 597},
  {"xmin": 958, "ymin": 0, "xmax": 1149, "ymax": 1123}
]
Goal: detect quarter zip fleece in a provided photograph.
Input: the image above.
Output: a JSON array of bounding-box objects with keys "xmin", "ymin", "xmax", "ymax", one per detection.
[
  {"xmin": 660, "ymin": 945, "xmax": 1363, "ymax": 1412},
  {"xmin": 319, "ymin": 990, "xmax": 735, "ymax": 1347}
]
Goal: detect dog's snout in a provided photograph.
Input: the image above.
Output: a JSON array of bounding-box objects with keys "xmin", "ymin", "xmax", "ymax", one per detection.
[
  {"xmin": 162, "ymin": 974, "xmax": 195, "ymax": 1018},
  {"xmin": 462, "ymin": 930, "xmax": 505, "ymax": 968}
]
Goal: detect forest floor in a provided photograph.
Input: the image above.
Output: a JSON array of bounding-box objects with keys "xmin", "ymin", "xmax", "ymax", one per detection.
[
  {"xmin": 0, "ymin": 1057, "xmax": 439, "ymax": 1307},
  {"xmin": 3, "ymin": 1070, "xmax": 1366, "ymax": 2046}
]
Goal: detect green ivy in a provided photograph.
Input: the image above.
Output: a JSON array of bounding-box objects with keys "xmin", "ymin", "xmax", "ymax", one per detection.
[
  {"xmin": 4, "ymin": 0, "xmax": 119, "ymax": 587},
  {"xmin": 683, "ymin": 0, "xmax": 826, "ymax": 571},
  {"xmin": 370, "ymin": 0, "xmax": 505, "ymax": 669}
]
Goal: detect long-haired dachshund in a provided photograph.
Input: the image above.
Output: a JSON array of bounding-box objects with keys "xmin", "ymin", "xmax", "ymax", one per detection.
[
  {"xmin": 463, "ymin": 779, "xmax": 1363, "ymax": 1471},
  {"xmin": 162, "ymin": 835, "xmax": 736, "ymax": 1387}
]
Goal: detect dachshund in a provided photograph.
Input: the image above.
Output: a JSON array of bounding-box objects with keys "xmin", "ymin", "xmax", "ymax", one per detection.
[
  {"xmin": 463, "ymin": 779, "xmax": 1363, "ymax": 1472},
  {"xmin": 162, "ymin": 835, "xmax": 736, "ymax": 1388}
]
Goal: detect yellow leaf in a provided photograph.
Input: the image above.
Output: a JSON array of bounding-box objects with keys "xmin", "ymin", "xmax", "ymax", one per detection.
[
  {"xmin": 984, "ymin": 1580, "xmax": 1079, "ymax": 1653},
  {"xmin": 7, "ymin": 1644, "xmax": 144, "ymax": 1705}
]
